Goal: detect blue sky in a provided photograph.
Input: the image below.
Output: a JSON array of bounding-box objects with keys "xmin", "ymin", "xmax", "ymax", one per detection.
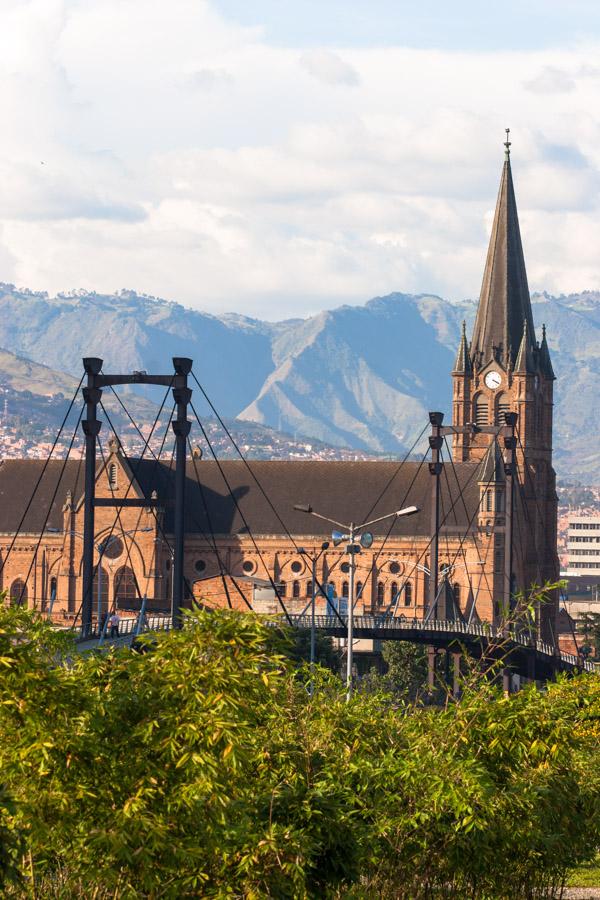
[
  {"xmin": 214, "ymin": 0, "xmax": 600, "ymax": 50},
  {"xmin": 0, "ymin": 0, "xmax": 600, "ymax": 318}
]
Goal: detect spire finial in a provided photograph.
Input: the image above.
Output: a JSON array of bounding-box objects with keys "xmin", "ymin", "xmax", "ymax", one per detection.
[
  {"xmin": 542, "ymin": 322, "xmax": 547, "ymax": 340},
  {"xmin": 504, "ymin": 127, "xmax": 511, "ymax": 160}
]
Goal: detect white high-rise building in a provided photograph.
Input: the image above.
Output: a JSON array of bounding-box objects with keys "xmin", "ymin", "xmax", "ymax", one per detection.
[{"xmin": 567, "ymin": 516, "xmax": 600, "ymax": 574}]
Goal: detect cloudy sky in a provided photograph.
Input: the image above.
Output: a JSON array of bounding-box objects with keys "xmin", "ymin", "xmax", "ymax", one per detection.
[{"xmin": 2, "ymin": 0, "xmax": 600, "ymax": 319}]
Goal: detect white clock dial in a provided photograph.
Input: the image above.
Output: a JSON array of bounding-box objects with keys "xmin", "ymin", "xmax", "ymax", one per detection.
[{"xmin": 484, "ymin": 370, "xmax": 502, "ymax": 390}]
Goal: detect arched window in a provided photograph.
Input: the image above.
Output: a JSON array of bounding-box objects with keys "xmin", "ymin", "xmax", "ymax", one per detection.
[
  {"xmin": 356, "ymin": 580, "xmax": 363, "ymax": 599},
  {"xmin": 49, "ymin": 576, "xmax": 57, "ymax": 601},
  {"xmin": 485, "ymin": 489, "xmax": 493, "ymax": 513},
  {"xmin": 93, "ymin": 566, "xmax": 109, "ymax": 614},
  {"xmin": 107, "ymin": 462, "xmax": 118, "ymax": 490},
  {"xmin": 114, "ymin": 566, "xmax": 136, "ymax": 608},
  {"xmin": 10, "ymin": 578, "xmax": 27, "ymax": 607},
  {"xmin": 377, "ymin": 581, "xmax": 384, "ymax": 604},
  {"xmin": 390, "ymin": 581, "xmax": 398, "ymax": 603},
  {"xmin": 342, "ymin": 580, "xmax": 349, "ymax": 598},
  {"xmin": 279, "ymin": 580, "xmax": 287, "ymax": 598},
  {"xmin": 474, "ymin": 394, "xmax": 488, "ymax": 426},
  {"xmin": 404, "ymin": 581, "xmax": 413, "ymax": 606},
  {"xmin": 305, "ymin": 580, "xmax": 312, "ymax": 597},
  {"xmin": 292, "ymin": 580, "xmax": 300, "ymax": 598},
  {"xmin": 495, "ymin": 393, "xmax": 510, "ymax": 425}
]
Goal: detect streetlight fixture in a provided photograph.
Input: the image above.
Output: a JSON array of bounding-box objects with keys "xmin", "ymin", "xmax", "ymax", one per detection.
[
  {"xmin": 296, "ymin": 540, "xmax": 329, "ymax": 694},
  {"xmin": 293, "ymin": 503, "xmax": 420, "ymax": 699}
]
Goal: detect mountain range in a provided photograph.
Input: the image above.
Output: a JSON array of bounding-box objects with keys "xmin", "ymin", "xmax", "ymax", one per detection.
[{"xmin": 0, "ymin": 283, "xmax": 598, "ymax": 480}]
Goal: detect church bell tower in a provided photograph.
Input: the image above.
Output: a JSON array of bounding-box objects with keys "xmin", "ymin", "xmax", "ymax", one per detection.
[{"xmin": 451, "ymin": 133, "xmax": 559, "ymax": 638}]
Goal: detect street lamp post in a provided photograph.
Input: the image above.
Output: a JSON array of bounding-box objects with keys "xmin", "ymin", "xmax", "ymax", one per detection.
[
  {"xmin": 297, "ymin": 541, "xmax": 330, "ymax": 694},
  {"xmin": 294, "ymin": 503, "xmax": 419, "ymax": 699}
]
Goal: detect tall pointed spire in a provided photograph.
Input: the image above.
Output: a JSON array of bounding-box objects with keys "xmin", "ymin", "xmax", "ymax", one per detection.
[
  {"xmin": 470, "ymin": 134, "xmax": 536, "ymax": 371},
  {"xmin": 453, "ymin": 320, "xmax": 473, "ymax": 374},
  {"xmin": 514, "ymin": 319, "xmax": 535, "ymax": 374},
  {"xmin": 539, "ymin": 323, "xmax": 556, "ymax": 380}
]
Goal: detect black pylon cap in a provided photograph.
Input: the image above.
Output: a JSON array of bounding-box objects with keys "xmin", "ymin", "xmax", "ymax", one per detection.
[
  {"xmin": 429, "ymin": 411, "xmax": 444, "ymax": 426},
  {"xmin": 173, "ymin": 357, "xmax": 193, "ymax": 375},
  {"xmin": 83, "ymin": 357, "xmax": 103, "ymax": 375}
]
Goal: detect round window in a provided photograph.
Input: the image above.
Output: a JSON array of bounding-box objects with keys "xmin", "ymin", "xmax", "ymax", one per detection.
[
  {"xmin": 195, "ymin": 559, "xmax": 206, "ymax": 574},
  {"xmin": 242, "ymin": 560, "xmax": 254, "ymax": 574},
  {"xmin": 101, "ymin": 537, "xmax": 123, "ymax": 560},
  {"xmin": 341, "ymin": 561, "xmax": 350, "ymax": 574},
  {"xmin": 291, "ymin": 560, "xmax": 302, "ymax": 573},
  {"xmin": 389, "ymin": 561, "xmax": 401, "ymax": 575}
]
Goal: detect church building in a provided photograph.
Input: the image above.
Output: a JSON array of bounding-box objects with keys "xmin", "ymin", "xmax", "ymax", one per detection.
[{"xmin": 0, "ymin": 146, "xmax": 560, "ymax": 644}]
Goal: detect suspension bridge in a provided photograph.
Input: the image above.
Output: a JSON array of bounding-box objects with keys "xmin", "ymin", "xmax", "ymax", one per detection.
[{"xmin": 0, "ymin": 355, "xmax": 592, "ymax": 688}]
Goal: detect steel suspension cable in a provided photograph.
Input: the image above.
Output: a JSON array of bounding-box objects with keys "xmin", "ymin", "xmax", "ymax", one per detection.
[
  {"xmin": 440, "ymin": 440, "xmax": 479, "ymax": 613},
  {"xmin": 70, "ymin": 387, "xmax": 174, "ymax": 630},
  {"xmin": 343, "ymin": 446, "xmax": 430, "ymax": 615},
  {"xmin": 20, "ymin": 406, "xmax": 84, "ymax": 608},
  {"xmin": 188, "ymin": 399, "xmax": 295, "ymax": 626},
  {"xmin": 187, "ymin": 437, "xmax": 253, "ymax": 611},
  {"xmin": 0, "ymin": 374, "xmax": 84, "ymax": 578},
  {"xmin": 398, "ymin": 440, "xmax": 503, "ymax": 616},
  {"xmin": 103, "ymin": 393, "xmax": 252, "ymax": 614},
  {"xmin": 190, "ymin": 372, "xmax": 306, "ymax": 552}
]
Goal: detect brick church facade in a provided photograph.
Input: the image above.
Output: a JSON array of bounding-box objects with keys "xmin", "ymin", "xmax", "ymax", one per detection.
[{"xmin": 0, "ymin": 148, "xmax": 560, "ymax": 642}]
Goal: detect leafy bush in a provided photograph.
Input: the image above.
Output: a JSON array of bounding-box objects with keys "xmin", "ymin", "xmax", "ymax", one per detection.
[{"xmin": 1, "ymin": 604, "xmax": 600, "ymax": 897}]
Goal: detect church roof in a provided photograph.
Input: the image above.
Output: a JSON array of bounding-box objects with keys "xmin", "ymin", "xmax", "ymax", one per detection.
[
  {"xmin": 470, "ymin": 148, "xmax": 536, "ymax": 371},
  {"xmin": 0, "ymin": 458, "xmax": 481, "ymax": 539}
]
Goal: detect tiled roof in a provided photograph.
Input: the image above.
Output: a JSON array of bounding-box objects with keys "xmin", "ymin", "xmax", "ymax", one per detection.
[{"xmin": 0, "ymin": 458, "xmax": 481, "ymax": 539}]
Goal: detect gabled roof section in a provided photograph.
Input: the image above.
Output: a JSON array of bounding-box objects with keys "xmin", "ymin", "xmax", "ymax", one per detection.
[
  {"xmin": 72, "ymin": 438, "xmax": 146, "ymax": 513},
  {"xmin": 470, "ymin": 150, "xmax": 536, "ymax": 371},
  {"xmin": 477, "ymin": 441, "xmax": 505, "ymax": 484}
]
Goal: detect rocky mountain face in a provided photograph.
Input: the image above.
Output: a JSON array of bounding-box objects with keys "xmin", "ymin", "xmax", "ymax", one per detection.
[{"xmin": 0, "ymin": 283, "xmax": 598, "ymax": 479}]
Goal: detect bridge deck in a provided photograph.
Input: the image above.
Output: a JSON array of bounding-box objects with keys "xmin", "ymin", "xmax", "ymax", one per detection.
[{"xmin": 73, "ymin": 612, "xmax": 597, "ymax": 679}]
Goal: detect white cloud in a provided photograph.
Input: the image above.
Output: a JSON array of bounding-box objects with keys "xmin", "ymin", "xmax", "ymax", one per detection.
[
  {"xmin": 299, "ymin": 49, "xmax": 360, "ymax": 86},
  {"xmin": 1, "ymin": 2, "xmax": 600, "ymax": 317},
  {"xmin": 524, "ymin": 65, "xmax": 576, "ymax": 94}
]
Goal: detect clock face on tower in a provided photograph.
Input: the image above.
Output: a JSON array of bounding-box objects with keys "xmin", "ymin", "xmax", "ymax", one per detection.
[{"xmin": 484, "ymin": 370, "xmax": 502, "ymax": 390}]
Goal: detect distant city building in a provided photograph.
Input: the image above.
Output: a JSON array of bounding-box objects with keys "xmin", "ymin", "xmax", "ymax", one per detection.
[
  {"xmin": 560, "ymin": 572, "xmax": 600, "ymax": 622},
  {"xmin": 566, "ymin": 516, "xmax": 600, "ymax": 574}
]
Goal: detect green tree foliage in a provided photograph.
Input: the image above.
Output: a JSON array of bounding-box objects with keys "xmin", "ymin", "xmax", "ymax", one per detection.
[
  {"xmin": 578, "ymin": 611, "xmax": 600, "ymax": 657},
  {"xmin": 381, "ymin": 639, "xmax": 428, "ymax": 700},
  {"xmin": 285, "ymin": 627, "xmax": 340, "ymax": 672},
  {"xmin": 2, "ymin": 603, "xmax": 600, "ymax": 897}
]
